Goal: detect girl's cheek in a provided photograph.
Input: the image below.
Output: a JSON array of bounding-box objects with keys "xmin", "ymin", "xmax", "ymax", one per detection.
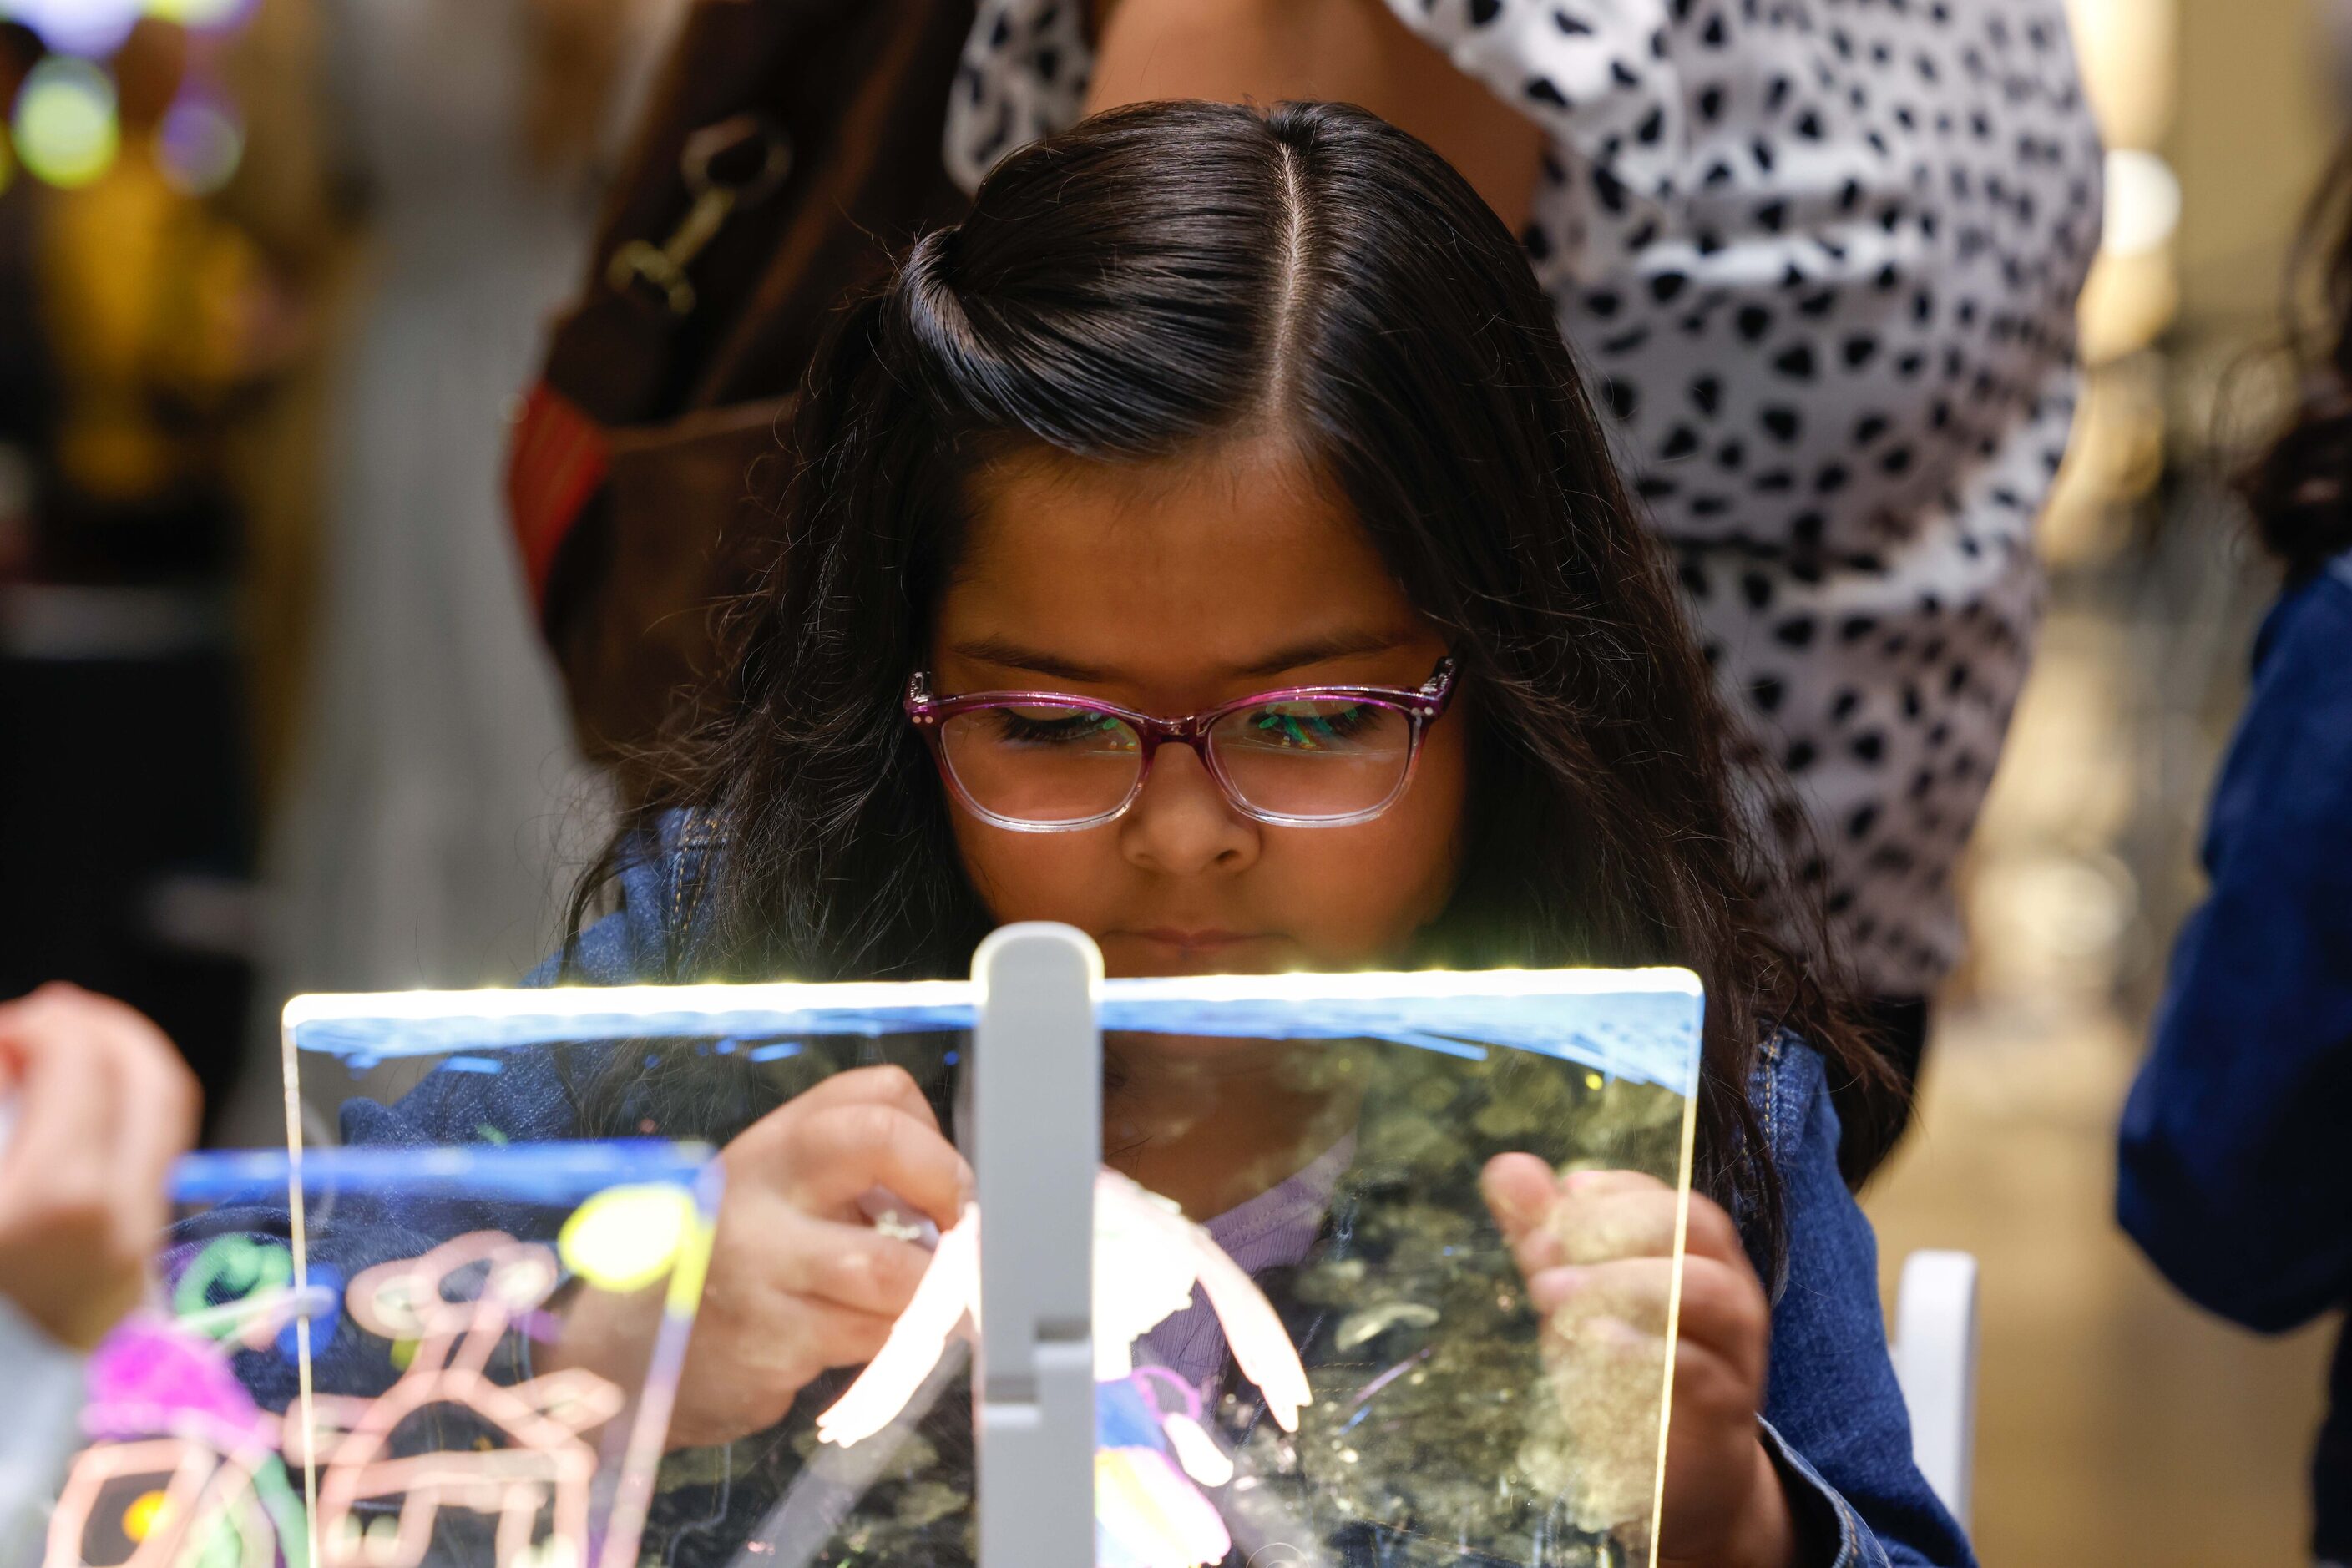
[
  {"xmin": 948, "ymin": 817, "xmax": 1114, "ymax": 927},
  {"xmin": 1395, "ymin": 726, "xmax": 1475, "ymax": 921},
  {"xmin": 1290, "ymin": 802, "xmax": 1468, "ymax": 965}
]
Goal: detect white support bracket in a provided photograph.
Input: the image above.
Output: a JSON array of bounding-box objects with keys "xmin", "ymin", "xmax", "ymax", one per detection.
[
  {"xmin": 1891, "ymin": 1248, "xmax": 1980, "ymax": 1528},
  {"xmin": 970, "ymin": 923, "xmax": 1104, "ymax": 1568}
]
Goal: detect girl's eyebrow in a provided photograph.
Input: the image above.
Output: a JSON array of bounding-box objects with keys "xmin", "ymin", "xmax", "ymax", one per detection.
[
  {"xmin": 948, "ymin": 630, "xmax": 1413, "ymax": 685},
  {"xmin": 948, "ymin": 638, "xmax": 1111, "ymax": 683},
  {"xmin": 1232, "ymin": 630, "xmax": 1414, "ymax": 678}
]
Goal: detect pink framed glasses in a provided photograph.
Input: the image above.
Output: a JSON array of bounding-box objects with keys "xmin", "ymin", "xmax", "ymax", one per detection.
[{"xmin": 904, "ymin": 658, "xmax": 1458, "ymax": 832}]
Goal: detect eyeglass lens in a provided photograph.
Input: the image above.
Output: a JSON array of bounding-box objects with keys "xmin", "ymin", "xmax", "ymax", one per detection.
[{"xmin": 938, "ymin": 697, "xmax": 1417, "ymax": 826}]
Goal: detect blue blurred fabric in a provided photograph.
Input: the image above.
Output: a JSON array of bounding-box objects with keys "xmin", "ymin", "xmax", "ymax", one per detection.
[{"xmin": 2119, "ymin": 551, "xmax": 2352, "ymax": 1560}]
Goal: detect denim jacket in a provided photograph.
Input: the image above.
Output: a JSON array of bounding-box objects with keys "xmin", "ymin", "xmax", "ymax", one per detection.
[
  {"xmin": 306, "ymin": 830, "xmax": 1970, "ymax": 1568},
  {"xmin": 2118, "ymin": 550, "xmax": 2352, "ymax": 1560}
]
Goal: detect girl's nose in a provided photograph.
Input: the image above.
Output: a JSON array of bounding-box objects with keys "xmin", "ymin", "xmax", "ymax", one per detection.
[{"xmin": 1118, "ymin": 743, "xmax": 1260, "ymax": 876}]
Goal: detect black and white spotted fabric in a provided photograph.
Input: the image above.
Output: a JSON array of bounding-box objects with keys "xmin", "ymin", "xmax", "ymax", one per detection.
[{"xmin": 943, "ymin": 0, "xmax": 2102, "ymax": 997}]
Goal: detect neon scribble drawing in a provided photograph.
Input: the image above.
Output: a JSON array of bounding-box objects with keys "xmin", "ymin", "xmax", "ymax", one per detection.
[
  {"xmin": 817, "ymin": 1167, "xmax": 1313, "ymax": 1568},
  {"xmin": 48, "ymin": 1241, "xmax": 322, "ymax": 1568},
  {"xmin": 306, "ymin": 1233, "xmax": 625, "ymax": 1568},
  {"xmin": 47, "ymin": 1181, "xmax": 701, "ymax": 1568}
]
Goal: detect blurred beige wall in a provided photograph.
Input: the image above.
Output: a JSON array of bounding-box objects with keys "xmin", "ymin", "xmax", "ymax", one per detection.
[{"xmin": 2172, "ymin": 0, "xmax": 2339, "ymax": 331}]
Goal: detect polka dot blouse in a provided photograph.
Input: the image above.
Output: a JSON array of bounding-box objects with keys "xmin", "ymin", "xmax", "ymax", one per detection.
[{"xmin": 943, "ymin": 0, "xmax": 2103, "ymax": 997}]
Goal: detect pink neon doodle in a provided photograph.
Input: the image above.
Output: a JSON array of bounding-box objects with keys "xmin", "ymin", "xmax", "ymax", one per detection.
[
  {"xmin": 47, "ymin": 1225, "xmax": 646, "ymax": 1568},
  {"xmin": 48, "ymin": 1257, "xmax": 323, "ymax": 1568},
  {"xmin": 306, "ymin": 1232, "xmax": 625, "ymax": 1568}
]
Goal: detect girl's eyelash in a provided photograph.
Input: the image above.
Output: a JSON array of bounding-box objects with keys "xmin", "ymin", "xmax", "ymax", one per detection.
[
  {"xmin": 996, "ymin": 709, "xmax": 1127, "ymax": 744},
  {"xmin": 1246, "ymin": 703, "xmax": 1377, "ymax": 746}
]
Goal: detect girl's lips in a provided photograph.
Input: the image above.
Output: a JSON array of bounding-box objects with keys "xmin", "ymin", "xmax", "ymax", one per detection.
[{"xmin": 1123, "ymin": 928, "xmax": 1271, "ymax": 953}]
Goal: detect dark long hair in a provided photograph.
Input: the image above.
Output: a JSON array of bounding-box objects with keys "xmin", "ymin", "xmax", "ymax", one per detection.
[
  {"xmin": 2242, "ymin": 136, "xmax": 2352, "ymax": 578},
  {"xmin": 569, "ymin": 100, "xmax": 1898, "ymax": 1268}
]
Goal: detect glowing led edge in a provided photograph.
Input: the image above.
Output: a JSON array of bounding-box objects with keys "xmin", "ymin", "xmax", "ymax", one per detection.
[{"xmin": 283, "ymin": 964, "xmax": 1699, "ymax": 1029}]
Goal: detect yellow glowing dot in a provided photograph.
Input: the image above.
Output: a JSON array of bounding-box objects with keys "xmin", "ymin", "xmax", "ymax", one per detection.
[
  {"xmin": 1584, "ymin": 1072, "xmax": 1604, "ymax": 1090},
  {"xmin": 124, "ymin": 1491, "xmax": 169, "ymax": 1543},
  {"xmin": 559, "ymin": 1183, "xmax": 696, "ymax": 1294},
  {"xmin": 13, "ymin": 58, "xmax": 119, "ymax": 190},
  {"xmin": 144, "ymin": 0, "xmax": 249, "ymax": 23}
]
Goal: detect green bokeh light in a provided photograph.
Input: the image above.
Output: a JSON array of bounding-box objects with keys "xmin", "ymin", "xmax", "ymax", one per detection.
[{"xmin": 13, "ymin": 58, "xmax": 119, "ymax": 190}]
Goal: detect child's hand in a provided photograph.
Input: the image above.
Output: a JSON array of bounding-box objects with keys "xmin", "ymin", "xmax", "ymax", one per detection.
[
  {"xmin": 608, "ymin": 1065, "xmax": 971, "ymax": 1449},
  {"xmin": 1482, "ymin": 1156, "xmax": 1802, "ymax": 1568},
  {"xmin": 0, "ymin": 983, "xmax": 201, "ymax": 1351}
]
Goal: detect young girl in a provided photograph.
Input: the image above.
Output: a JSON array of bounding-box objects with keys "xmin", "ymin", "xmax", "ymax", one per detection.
[{"xmin": 362, "ymin": 100, "xmax": 1964, "ymax": 1566}]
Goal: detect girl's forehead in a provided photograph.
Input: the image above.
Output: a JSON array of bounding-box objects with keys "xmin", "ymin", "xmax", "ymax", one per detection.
[
  {"xmin": 941, "ymin": 441, "xmax": 1431, "ymax": 682},
  {"xmin": 956, "ymin": 442, "xmax": 1391, "ymax": 594}
]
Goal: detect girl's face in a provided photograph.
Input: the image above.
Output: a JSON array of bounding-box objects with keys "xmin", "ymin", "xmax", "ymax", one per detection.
[{"xmin": 931, "ymin": 438, "xmax": 1469, "ymax": 979}]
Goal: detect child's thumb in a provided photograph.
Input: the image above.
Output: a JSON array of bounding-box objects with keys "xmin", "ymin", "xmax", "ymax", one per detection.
[{"xmin": 1479, "ymin": 1151, "xmax": 1560, "ymax": 1238}]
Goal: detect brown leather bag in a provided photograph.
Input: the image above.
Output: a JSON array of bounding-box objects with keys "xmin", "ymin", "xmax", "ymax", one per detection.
[{"xmin": 509, "ymin": 0, "xmax": 975, "ymax": 784}]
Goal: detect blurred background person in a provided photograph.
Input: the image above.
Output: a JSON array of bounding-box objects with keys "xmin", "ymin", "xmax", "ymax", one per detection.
[
  {"xmin": 2117, "ymin": 139, "xmax": 2352, "ymax": 1568},
  {"xmin": 513, "ymin": 0, "xmax": 2103, "ymax": 1150},
  {"xmin": 258, "ymin": 0, "xmax": 675, "ymax": 1044}
]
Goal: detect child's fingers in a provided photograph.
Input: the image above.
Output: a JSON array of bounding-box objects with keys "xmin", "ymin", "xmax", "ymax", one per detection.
[
  {"xmin": 1547, "ymin": 1185, "xmax": 1681, "ymax": 1265},
  {"xmin": 1560, "ymin": 1169, "xmax": 1672, "ymax": 1200},
  {"xmin": 92, "ymin": 1002, "xmax": 202, "ymax": 1233},
  {"xmin": 1551, "ymin": 1185, "xmax": 1745, "ymax": 1271},
  {"xmin": 777, "ymin": 1102, "xmax": 974, "ymax": 1227},
  {"xmin": 1530, "ymin": 1255, "xmax": 1767, "ymax": 1382},
  {"xmin": 791, "ymin": 1297, "xmax": 901, "ymax": 1378},
  {"xmin": 767, "ymin": 1063, "xmax": 944, "ymax": 1136},
  {"xmin": 1482, "ymin": 1161, "xmax": 1676, "ymax": 1271},
  {"xmin": 1673, "ymin": 1193, "xmax": 1749, "ymax": 1268},
  {"xmin": 776, "ymin": 1211, "xmax": 937, "ymax": 1318},
  {"xmin": 680, "ymin": 1295, "xmax": 897, "ymax": 1440},
  {"xmin": 1479, "ymin": 1153, "xmax": 1557, "ymax": 1242},
  {"xmin": 1530, "ymin": 1254, "xmax": 1674, "ymax": 1334},
  {"xmin": 0, "ymin": 997, "xmax": 117, "ymax": 1212}
]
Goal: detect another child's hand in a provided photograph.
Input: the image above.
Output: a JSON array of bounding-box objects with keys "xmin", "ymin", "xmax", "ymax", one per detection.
[
  {"xmin": 0, "ymin": 983, "xmax": 200, "ymax": 1351},
  {"xmin": 662, "ymin": 1065, "xmax": 971, "ymax": 1449},
  {"xmin": 1482, "ymin": 1156, "xmax": 1801, "ymax": 1568}
]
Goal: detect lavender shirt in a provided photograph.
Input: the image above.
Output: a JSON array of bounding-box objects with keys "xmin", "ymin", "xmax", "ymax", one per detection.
[{"xmin": 1136, "ymin": 1135, "xmax": 1355, "ymax": 1394}]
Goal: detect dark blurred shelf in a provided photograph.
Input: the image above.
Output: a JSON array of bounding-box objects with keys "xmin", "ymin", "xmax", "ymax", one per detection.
[{"xmin": 0, "ymin": 581, "xmax": 230, "ymax": 660}]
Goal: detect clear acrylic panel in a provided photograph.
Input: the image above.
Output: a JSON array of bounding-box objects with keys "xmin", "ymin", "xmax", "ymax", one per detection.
[
  {"xmin": 269, "ymin": 958, "xmax": 1702, "ymax": 1568},
  {"xmin": 48, "ymin": 1144, "xmax": 716, "ymax": 1568}
]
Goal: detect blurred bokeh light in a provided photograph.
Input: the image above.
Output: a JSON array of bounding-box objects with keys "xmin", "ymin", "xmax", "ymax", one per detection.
[
  {"xmin": 155, "ymin": 87, "xmax": 237, "ymax": 195},
  {"xmin": 12, "ymin": 53, "xmax": 117, "ymax": 188}
]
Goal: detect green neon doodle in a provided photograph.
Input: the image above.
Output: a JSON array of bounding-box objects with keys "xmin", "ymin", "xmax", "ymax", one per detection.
[{"xmin": 173, "ymin": 1235, "xmax": 295, "ymax": 1335}]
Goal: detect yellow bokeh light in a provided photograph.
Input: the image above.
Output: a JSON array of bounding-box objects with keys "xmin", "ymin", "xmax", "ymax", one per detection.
[
  {"xmin": 559, "ymin": 1183, "xmax": 697, "ymax": 1295},
  {"xmin": 123, "ymin": 1490, "xmax": 169, "ymax": 1544},
  {"xmin": 13, "ymin": 58, "xmax": 119, "ymax": 190}
]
